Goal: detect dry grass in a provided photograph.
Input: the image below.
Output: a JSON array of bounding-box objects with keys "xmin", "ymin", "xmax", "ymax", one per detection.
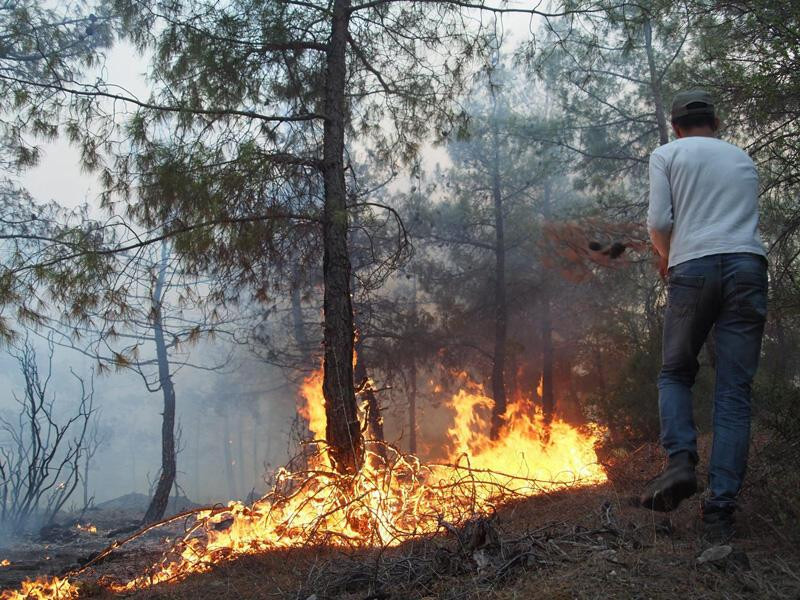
[{"xmin": 74, "ymin": 432, "xmax": 800, "ymax": 600}]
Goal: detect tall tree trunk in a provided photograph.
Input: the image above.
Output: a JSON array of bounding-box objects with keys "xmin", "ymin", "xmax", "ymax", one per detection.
[
  {"xmin": 489, "ymin": 83, "xmax": 508, "ymax": 440},
  {"xmin": 540, "ymin": 183, "xmax": 555, "ymax": 424},
  {"xmin": 143, "ymin": 242, "xmax": 178, "ymax": 524},
  {"xmin": 321, "ymin": 0, "xmax": 363, "ymax": 475},
  {"xmin": 350, "ymin": 202, "xmax": 385, "ymax": 456},
  {"xmin": 540, "ymin": 295, "xmax": 555, "ymax": 423},
  {"xmin": 353, "ymin": 349, "xmax": 387, "ymax": 460},
  {"xmin": 644, "ymin": 19, "xmax": 669, "ymax": 146},
  {"xmin": 408, "ymin": 277, "xmax": 418, "ymax": 454}
]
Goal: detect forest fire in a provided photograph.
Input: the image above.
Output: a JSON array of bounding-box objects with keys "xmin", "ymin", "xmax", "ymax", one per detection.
[
  {"xmin": 1, "ymin": 577, "xmax": 77, "ymax": 599},
  {"xmin": 1, "ymin": 369, "xmax": 605, "ymax": 599},
  {"xmin": 445, "ymin": 374, "xmax": 606, "ymax": 493}
]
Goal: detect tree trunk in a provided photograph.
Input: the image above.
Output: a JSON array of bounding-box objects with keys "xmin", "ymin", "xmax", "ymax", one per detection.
[
  {"xmin": 408, "ymin": 278, "xmax": 418, "ymax": 454},
  {"xmin": 353, "ymin": 344, "xmax": 383, "ymax": 444},
  {"xmin": 644, "ymin": 19, "xmax": 670, "ymax": 146},
  {"xmin": 143, "ymin": 242, "xmax": 178, "ymax": 525},
  {"xmin": 540, "ymin": 294, "xmax": 555, "ymax": 423},
  {"xmin": 489, "ymin": 83, "xmax": 508, "ymax": 440},
  {"xmin": 353, "ymin": 349, "xmax": 387, "ymax": 460},
  {"xmin": 321, "ymin": 0, "xmax": 363, "ymax": 475},
  {"xmin": 540, "ymin": 183, "xmax": 555, "ymax": 424}
]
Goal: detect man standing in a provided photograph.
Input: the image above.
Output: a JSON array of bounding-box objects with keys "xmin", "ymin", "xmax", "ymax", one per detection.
[{"xmin": 639, "ymin": 90, "xmax": 768, "ymax": 543}]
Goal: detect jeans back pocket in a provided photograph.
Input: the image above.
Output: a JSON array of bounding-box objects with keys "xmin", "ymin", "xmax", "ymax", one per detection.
[
  {"xmin": 667, "ymin": 274, "xmax": 705, "ymax": 316},
  {"xmin": 734, "ymin": 270, "xmax": 768, "ymax": 321}
]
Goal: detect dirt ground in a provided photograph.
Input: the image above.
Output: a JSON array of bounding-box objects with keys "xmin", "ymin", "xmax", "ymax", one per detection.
[{"xmin": 3, "ymin": 433, "xmax": 799, "ymax": 599}]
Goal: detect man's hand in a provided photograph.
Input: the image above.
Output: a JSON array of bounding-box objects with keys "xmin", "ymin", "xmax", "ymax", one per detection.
[
  {"xmin": 648, "ymin": 228, "xmax": 671, "ymax": 280},
  {"xmin": 658, "ymin": 255, "xmax": 669, "ymax": 280}
]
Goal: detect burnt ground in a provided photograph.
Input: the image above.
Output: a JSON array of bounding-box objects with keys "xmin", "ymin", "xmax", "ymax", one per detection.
[
  {"xmin": 3, "ymin": 432, "xmax": 800, "ymax": 599},
  {"xmin": 0, "ymin": 494, "xmax": 201, "ymax": 591}
]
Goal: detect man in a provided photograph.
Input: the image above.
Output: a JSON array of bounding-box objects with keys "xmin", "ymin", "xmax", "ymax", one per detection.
[{"xmin": 640, "ymin": 89, "xmax": 768, "ymax": 543}]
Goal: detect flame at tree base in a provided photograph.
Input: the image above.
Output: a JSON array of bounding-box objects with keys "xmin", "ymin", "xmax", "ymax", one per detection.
[{"xmin": 1, "ymin": 373, "xmax": 606, "ymax": 599}]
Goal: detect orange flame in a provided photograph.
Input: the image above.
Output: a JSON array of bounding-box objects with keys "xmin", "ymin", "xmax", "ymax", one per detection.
[
  {"xmin": 444, "ymin": 374, "xmax": 606, "ymax": 492},
  {"xmin": 3, "ymin": 368, "xmax": 606, "ymax": 598},
  {"xmin": 0, "ymin": 577, "xmax": 78, "ymax": 599},
  {"xmin": 298, "ymin": 368, "xmax": 327, "ymax": 442}
]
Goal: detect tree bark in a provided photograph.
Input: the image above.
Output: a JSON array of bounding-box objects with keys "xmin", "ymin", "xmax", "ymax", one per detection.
[
  {"xmin": 143, "ymin": 242, "xmax": 178, "ymax": 524},
  {"xmin": 644, "ymin": 19, "xmax": 670, "ymax": 146},
  {"xmin": 353, "ymin": 348, "xmax": 386, "ymax": 459},
  {"xmin": 540, "ymin": 294, "xmax": 555, "ymax": 423},
  {"xmin": 408, "ymin": 277, "xmax": 418, "ymax": 454},
  {"xmin": 540, "ymin": 183, "xmax": 555, "ymax": 424},
  {"xmin": 321, "ymin": 0, "xmax": 363, "ymax": 475},
  {"xmin": 489, "ymin": 83, "xmax": 508, "ymax": 440}
]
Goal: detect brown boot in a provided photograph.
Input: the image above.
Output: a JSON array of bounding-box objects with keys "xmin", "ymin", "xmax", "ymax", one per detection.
[{"xmin": 639, "ymin": 451, "xmax": 698, "ymax": 512}]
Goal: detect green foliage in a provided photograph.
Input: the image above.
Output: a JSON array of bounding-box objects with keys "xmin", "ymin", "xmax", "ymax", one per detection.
[{"xmin": 0, "ymin": 0, "xmax": 114, "ymax": 173}]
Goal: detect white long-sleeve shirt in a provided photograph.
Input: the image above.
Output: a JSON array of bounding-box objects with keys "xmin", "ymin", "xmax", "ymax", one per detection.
[{"xmin": 647, "ymin": 136, "xmax": 766, "ymax": 267}]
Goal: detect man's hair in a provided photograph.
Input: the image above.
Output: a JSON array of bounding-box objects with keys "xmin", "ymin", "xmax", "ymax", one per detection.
[{"xmin": 671, "ymin": 102, "xmax": 717, "ymax": 130}]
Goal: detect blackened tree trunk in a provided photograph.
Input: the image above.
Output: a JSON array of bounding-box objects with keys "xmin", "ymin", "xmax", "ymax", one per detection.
[
  {"xmin": 408, "ymin": 277, "xmax": 418, "ymax": 454},
  {"xmin": 143, "ymin": 242, "xmax": 177, "ymax": 524},
  {"xmin": 353, "ymin": 349, "xmax": 386, "ymax": 458},
  {"xmin": 540, "ymin": 295, "xmax": 555, "ymax": 422},
  {"xmin": 321, "ymin": 0, "xmax": 363, "ymax": 475},
  {"xmin": 489, "ymin": 86, "xmax": 508, "ymax": 440},
  {"xmin": 540, "ymin": 183, "xmax": 555, "ymax": 424}
]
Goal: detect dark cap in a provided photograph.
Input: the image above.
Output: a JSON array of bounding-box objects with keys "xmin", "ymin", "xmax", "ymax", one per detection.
[{"xmin": 670, "ymin": 89, "xmax": 715, "ymax": 120}]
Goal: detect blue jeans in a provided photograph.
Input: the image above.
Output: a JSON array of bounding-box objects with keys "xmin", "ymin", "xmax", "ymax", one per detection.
[{"xmin": 658, "ymin": 252, "xmax": 767, "ymax": 511}]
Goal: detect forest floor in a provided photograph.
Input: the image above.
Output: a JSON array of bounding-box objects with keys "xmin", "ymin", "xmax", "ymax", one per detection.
[{"xmin": 3, "ymin": 431, "xmax": 800, "ymax": 599}]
